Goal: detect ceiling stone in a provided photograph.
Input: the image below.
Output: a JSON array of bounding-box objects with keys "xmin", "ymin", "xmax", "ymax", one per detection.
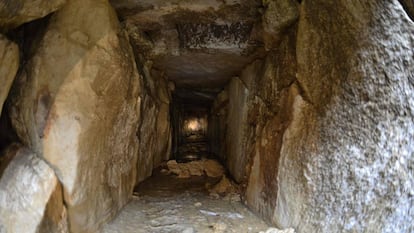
[{"xmin": 110, "ymin": 0, "xmax": 265, "ymax": 88}]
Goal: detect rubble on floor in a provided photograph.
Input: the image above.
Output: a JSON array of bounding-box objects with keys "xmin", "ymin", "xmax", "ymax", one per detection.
[{"xmin": 166, "ymin": 159, "xmax": 225, "ymax": 178}]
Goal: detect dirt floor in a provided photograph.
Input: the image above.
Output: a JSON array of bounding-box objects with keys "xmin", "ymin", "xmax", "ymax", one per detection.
[{"xmin": 102, "ymin": 162, "xmax": 271, "ymax": 233}]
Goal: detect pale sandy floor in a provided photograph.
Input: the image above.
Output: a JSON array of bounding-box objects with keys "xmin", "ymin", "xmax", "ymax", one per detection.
[{"xmin": 102, "ymin": 169, "xmax": 270, "ymax": 233}]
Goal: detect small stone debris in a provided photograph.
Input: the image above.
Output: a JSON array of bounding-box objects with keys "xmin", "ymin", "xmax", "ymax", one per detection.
[
  {"xmin": 208, "ymin": 175, "xmax": 241, "ymax": 202},
  {"xmin": 166, "ymin": 159, "xmax": 225, "ymax": 178}
]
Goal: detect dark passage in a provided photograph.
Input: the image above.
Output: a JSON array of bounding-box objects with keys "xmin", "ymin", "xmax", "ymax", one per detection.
[{"xmin": 171, "ymin": 89, "xmax": 218, "ymax": 162}]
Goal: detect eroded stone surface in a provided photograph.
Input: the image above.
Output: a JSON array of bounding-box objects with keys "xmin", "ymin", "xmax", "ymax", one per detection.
[
  {"xmin": 243, "ymin": 31, "xmax": 297, "ymax": 224},
  {"xmin": 260, "ymin": 228, "xmax": 296, "ymax": 233},
  {"xmin": 225, "ymin": 29, "xmax": 297, "ymax": 187},
  {"xmin": 275, "ymin": 1, "xmax": 414, "ymax": 232},
  {"xmin": 262, "ymin": 0, "xmax": 299, "ymax": 49},
  {"xmin": 0, "ymin": 145, "xmax": 68, "ymax": 233},
  {"xmin": 0, "ymin": 35, "xmax": 19, "ymax": 116},
  {"xmin": 136, "ymin": 67, "xmax": 172, "ymax": 184},
  {"xmin": 0, "ymin": 0, "xmax": 66, "ymax": 29},
  {"xmin": 226, "ymin": 77, "xmax": 250, "ymax": 183},
  {"xmin": 9, "ymin": 0, "xmax": 142, "ymax": 232}
]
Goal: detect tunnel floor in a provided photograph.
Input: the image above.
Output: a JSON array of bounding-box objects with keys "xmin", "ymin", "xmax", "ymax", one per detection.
[{"xmin": 102, "ymin": 161, "xmax": 270, "ymax": 233}]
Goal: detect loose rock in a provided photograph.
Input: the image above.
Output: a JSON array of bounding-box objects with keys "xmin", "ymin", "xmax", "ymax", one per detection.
[
  {"xmin": 166, "ymin": 159, "xmax": 225, "ymax": 179},
  {"xmin": 0, "ymin": 145, "xmax": 68, "ymax": 233}
]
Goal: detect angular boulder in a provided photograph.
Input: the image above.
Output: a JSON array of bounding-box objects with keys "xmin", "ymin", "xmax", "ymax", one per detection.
[
  {"xmin": 0, "ymin": 145, "xmax": 68, "ymax": 233},
  {"xmin": 9, "ymin": 0, "xmax": 142, "ymax": 232}
]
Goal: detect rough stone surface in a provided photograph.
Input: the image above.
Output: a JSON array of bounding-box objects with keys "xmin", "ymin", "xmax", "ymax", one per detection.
[
  {"xmin": 224, "ymin": 30, "xmax": 296, "ymax": 187},
  {"xmin": 243, "ymin": 31, "xmax": 297, "ymax": 224},
  {"xmin": 208, "ymin": 175, "xmax": 239, "ymax": 198},
  {"xmin": 262, "ymin": 0, "xmax": 299, "ymax": 49},
  {"xmin": 112, "ymin": 0, "xmax": 264, "ymax": 88},
  {"xmin": 0, "ymin": 145, "xmax": 68, "ymax": 233},
  {"xmin": 274, "ymin": 1, "xmax": 414, "ymax": 232},
  {"xmin": 136, "ymin": 67, "xmax": 172, "ymax": 184},
  {"xmin": 259, "ymin": 228, "xmax": 295, "ymax": 233},
  {"xmin": 9, "ymin": 0, "xmax": 142, "ymax": 232},
  {"xmin": 0, "ymin": 0, "xmax": 66, "ymax": 29},
  {"xmin": 0, "ymin": 35, "xmax": 19, "ymax": 116},
  {"xmin": 225, "ymin": 77, "xmax": 250, "ymax": 183}
]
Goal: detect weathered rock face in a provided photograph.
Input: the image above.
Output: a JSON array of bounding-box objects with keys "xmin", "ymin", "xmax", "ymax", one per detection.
[
  {"xmin": 274, "ymin": 1, "xmax": 414, "ymax": 232},
  {"xmin": 225, "ymin": 77, "xmax": 250, "ymax": 183},
  {"xmin": 261, "ymin": 0, "xmax": 299, "ymax": 49},
  {"xmin": 0, "ymin": 0, "xmax": 66, "ymax": 29},
  {"xmin": 136, "ymin": 67, "xmax": 172, "ymax": 184},
  {"xmin": 218, "ymin": 1, "xmax": 414, "ymax": 232},
  {"xmin": 243, "ymin": 31, "xmax": 297, "ymax": 223},
  {"xmin": 223, "ymin": 29, "xmax": 297, "ymax": 186},
  {"xmin": 9, "ymin": 0, "xmax": 142, "ymax": 232},
  {"xmin": 0, "ymin": 145, "xmax": 68, "ymax": 233},
  {"xmin": 0, "ymin": 35, "xmax": 19, "ymax": 116}
]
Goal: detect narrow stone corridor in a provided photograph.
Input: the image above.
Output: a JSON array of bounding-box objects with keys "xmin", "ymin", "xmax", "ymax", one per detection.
[
  {"xmin": 0, "ymin": 1, "xmax": 413, "ymax": 233},
  {"xmin": 102, "ymin": 163, "xmax": 270, "ymax": 233}
]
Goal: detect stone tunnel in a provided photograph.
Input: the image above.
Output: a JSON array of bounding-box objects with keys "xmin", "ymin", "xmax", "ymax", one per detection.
[{"xmin": 0, "ymin": 0, "xmax": 413, "ymax": 233}]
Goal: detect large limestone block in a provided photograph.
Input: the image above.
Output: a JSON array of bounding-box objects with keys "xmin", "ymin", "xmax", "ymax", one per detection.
[
  {"xmin": 136, "ymin": 68, "xmax": 172, "ymax": 184},
  {"xmin": 9, "ymin": 0, "xmax": 142, "ymax": 232},
  {"xmin": 274, "ymin": 1, "xmax": 414, "ymax": 232},
  {"xmin": 226, "ymin": 77, "xmax": 249, "ymax": 183},
  {"xmin": 244, "ymin": 31, "xmax": 297, "ymax": 224},
  {"xmin": 0, "ymin": 145, "xmax": 68, "ymax": 233},
  {"xmin": 0, "ymin": 35, "xmax": 19, "ymax": 116},
  {"xmin": 0, "ymin": 0, "xmax": 67, "ymax": 29}
]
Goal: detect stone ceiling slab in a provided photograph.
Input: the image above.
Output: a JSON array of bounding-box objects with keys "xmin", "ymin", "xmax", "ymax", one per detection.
[{"xmin": 110, "ymin": 0, "xmax": 264, "ymax": 88}]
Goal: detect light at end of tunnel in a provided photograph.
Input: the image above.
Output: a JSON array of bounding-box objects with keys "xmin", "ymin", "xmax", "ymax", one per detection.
[{"xmin": 186, "ymin": 119, "xmax": 201, "ymax": 131}]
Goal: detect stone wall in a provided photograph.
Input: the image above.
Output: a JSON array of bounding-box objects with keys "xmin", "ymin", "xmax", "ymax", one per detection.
[
  {"xmin": 220, "ymin": 1, "xmax": 414, "ymax": 233},
  {"xmin": 220, "ymin": 29, "xmax": 297, "ymax": 219},
  {"xmin": 0, "ymin": 35, "xmax": 19, "ymax": 117},
  {"xmin": 278, "ymin": 1, "xmax": 414, "ymax": 232},
  {"xmin": 135, "ymin": 66, "xmax": 172, "ymax": 184},
  {"xmin": 6, "ymin": 0, "xmax": 143, "ymax": 232}
]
